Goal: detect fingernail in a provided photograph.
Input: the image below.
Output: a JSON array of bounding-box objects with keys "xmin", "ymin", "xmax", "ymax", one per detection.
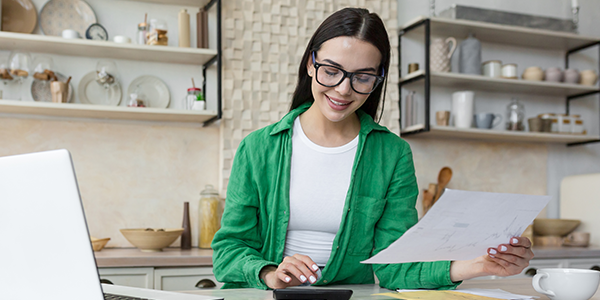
[
  {"xmin": 490, "ymin": 254, "xmax": 496, "ymax": 258},
  {"xmin": 489, "ymin": 249, "xmax": 497, "ymax": 254},
  {"xmin": 500, "ymin": 246, "xmax": 507, "ymax": 252},
  {"xmin": 312, "ymin": 264, "xmax": 319, "ymax": 271},
  {"xmin": 300, "ymin": 275, "xmax": 307, "ymax": 282},
  {"xmin": 512, "ymin": 238, "xmax": 519, "ymax": 244},
  {"xmin": 309, "ymin": 276, "xmax": 316, "ymax": 283},
  {"xmin": 285, "ymin": 277, "xmax": 291, "ymax": 282}
]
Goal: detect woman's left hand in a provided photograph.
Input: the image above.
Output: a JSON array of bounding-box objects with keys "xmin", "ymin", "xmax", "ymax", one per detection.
[{"xmin": 450, "ymin": 237, "xmax": 534, "ymax": 281}]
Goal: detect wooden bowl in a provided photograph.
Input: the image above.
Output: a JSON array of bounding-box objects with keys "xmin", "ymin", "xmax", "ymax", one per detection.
[
  {"xmin": 90, "ymin": 237, "xmax": 111, "ymax": 251},
  {"xmin": 533, "ymin": 218, "xmax": 581, "ymax": 237},
  {"xmin": 120, "ymin": 228, "xmax": 184, "ymax": 252}
]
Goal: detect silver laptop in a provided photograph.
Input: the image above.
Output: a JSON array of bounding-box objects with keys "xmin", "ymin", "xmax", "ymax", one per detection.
[{"xmin": 0, "ymin": 149, "xmax": 222, "ymax": 300}]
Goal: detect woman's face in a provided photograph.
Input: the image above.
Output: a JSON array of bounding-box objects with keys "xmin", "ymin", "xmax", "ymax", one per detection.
[{"xmin": 307, "ymin": 36, "xmax": 382, "ymax": 123}]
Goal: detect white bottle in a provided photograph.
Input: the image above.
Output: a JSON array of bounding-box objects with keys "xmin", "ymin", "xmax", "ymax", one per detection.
[{"xmin": 178, "ymin": 9, "xmax": 190, "ymax": 48}]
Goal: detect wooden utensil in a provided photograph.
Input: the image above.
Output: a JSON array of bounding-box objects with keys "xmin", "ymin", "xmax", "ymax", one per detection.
[
  {"xmin": 434, "ymin": 167, "xmax": 453, "ymax": 203},
  {"xmin": 422, "ymin": 183, "xmax": 438, "ymax": 214}
]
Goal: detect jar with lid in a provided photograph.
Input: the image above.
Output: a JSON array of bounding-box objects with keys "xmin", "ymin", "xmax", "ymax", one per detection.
[
  {"xmin": 506, "ymin": 98, "xmax": 525, "ymax": 131},
  {"xmin": 557, "ymin": 114, "xmax": 571, "ymax": 133},
  {"xmin": 571, "ymin": 114, "xmax": 585, "ymax": 134},
  {"xmin": 198, "ymin": 184, "xmax": 220, "ymax": 249},
  {"xmin": 136, "ymin": 22, "xmax": 148, "ymax": 45},
  {"xmin": 147, "ymin": 19, "xmax": 168, "ymax": 46},
  {"xmin": 184, "ymin": 87, "xmax": 201, "ymax": 110}
]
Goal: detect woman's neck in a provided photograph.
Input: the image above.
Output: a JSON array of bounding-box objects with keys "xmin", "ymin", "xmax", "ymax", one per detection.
[{"xmin": 299, "ymin": 105, "xmax": 361, "ymax": 147}]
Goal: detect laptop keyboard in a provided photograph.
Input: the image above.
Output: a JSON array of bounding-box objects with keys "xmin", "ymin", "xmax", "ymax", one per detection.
[{"xmin": 104, "ymin": 293, "xmax": 148, "ymax": 300}]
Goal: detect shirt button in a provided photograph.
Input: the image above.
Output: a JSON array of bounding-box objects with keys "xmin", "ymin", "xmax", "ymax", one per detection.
[
  {"xmin": 284, "ymin": 211, "xmax": 286, "ymax": 214},
  {"xmin": 347, "ymin": 208, "xmax": 350, "ymax": 212},
  {"xmin": 323, "ymin": 280, "xmax": 328, "ymax": 283},
  {"xmin": 336, "ymin": 246, "xmax": 339, "ymax": 249}
]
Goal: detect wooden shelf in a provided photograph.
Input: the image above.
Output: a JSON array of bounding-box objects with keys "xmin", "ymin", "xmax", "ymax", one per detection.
[
  {"xmin": 402, "ymin": 16, "xmax": 600, "ymax": 50},
  {"xmin": 124, "ymin": 0, "xmax": 211, "ymax": 6},
  {"xmin": 0, "ymin": 100, "xmax": 217, "ymax": 123},
  {"xmin": 400, "ymin": 70, "xmax": 599, "ymax": 97},
  {"xmin": 0, "ymin": 32, "xmax": 217, "ymax": 66},
  {"xmin": 401, "ymin": 124, "xmax": 599, "ymax": 144}
]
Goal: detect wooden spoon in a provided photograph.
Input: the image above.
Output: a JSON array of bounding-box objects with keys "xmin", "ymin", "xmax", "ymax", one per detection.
[
  {"xmin": 434, "ymin": 167, "xmax": 453, "ymax": 203},
  {"xmin": 422, "ymin": 183, "xmax": 438, "ymax": 214}
]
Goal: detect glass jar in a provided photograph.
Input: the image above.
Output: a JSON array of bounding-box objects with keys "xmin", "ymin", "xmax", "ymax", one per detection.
[
  {"xmin": 198, "ymin": 184, "xmax": 220, "ymax": 249},
  {"xmin": 184, "ymin": 87, "xmax": 201, "ymax": 110},
  {"xmin": 136, "ymin": 22, "xmax": 148, "ymax": 45},
  {"xmin": 506, "ymin": 98, "xmax": 525, "ymax": 131},
  {"xmin": 147, "ymin": 19, "xmax": 168, "ymax": 46}
]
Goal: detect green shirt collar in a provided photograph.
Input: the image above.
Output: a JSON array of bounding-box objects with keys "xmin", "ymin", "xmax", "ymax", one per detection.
[{"xmin": 269, "ymin": 101, "xmax": 390, "ymax": 136}]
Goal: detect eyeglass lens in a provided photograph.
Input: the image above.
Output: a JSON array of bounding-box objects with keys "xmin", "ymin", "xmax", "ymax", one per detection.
[{"xmin": 316, "ymin": 65, "xmax": 378, "ymax": 94}]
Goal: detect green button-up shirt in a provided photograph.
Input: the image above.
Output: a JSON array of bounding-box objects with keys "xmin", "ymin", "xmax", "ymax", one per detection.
[{"xmin": 212, "ymin": 102, "xmax": 460, "ymax": 290}]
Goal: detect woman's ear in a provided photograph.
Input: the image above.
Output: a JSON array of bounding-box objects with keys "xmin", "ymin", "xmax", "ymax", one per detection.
[{"xmin": 307, "ymin": 60, "xmax": 314, "ymax": 77}]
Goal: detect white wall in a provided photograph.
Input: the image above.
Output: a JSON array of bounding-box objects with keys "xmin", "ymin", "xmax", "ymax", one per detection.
[{"xmin": 398, "ymin": 0, "xmax": 600, "ymax": 218}]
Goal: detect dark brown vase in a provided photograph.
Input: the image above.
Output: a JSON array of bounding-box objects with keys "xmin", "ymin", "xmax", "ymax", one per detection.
[{"xmin": 181, "ymin": 202, "xmax": 192, "ymax": 249}]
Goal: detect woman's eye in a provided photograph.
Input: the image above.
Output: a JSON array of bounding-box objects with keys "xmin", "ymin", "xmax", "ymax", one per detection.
[{"xmin": 324, "ymin": 68, "xmax": 339, "ymax": 76}]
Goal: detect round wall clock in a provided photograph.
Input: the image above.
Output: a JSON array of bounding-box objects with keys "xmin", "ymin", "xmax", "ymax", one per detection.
[{"xmin": 85, "ymin": 23, "xmax": 108, "ymax": 41}]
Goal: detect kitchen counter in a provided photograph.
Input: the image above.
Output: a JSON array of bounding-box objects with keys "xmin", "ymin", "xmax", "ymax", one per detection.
[
  {"xmin": 532, "ymin": 245, "xmax": 600, "ymax": 259},
  {"xmin": 94, "ymin": 248, "xmax": 213, "ymax": 268},
  {"xmin": 94, "ymin": 246, "xmax": 600, "ymax": 268}
]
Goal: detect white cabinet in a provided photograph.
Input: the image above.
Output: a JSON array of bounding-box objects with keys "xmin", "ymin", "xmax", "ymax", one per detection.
[
  {"xmin": 154, "ymin": 267, "xmax": 223, "ymax": 291},
  {"xmin": 98, "ymin": 267, "xmax": 154, "ymax": 289},
  {"xmin": 98, "ymin": 266, "xmax": 222, "ymax": 291}
]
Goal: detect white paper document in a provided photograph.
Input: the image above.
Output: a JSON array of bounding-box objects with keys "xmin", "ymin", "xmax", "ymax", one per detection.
[{"xmin": 362, "ymin": 189, "xmax": 549, "ymax": 264}]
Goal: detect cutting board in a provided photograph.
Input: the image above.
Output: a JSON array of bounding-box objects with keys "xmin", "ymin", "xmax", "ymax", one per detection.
[{"xmin": 560, "ymin": 173, "xmax": 600, "ymax": 246}]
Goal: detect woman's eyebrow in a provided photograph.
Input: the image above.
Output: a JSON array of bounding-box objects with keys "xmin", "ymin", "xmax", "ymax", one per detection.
[{"xmin": 322, "ymin": 58, "xmax": 377, "ymax": 73}]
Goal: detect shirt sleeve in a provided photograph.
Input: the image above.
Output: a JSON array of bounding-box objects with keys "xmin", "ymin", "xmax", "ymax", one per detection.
[
  {"xmin": 372, "ymin": 141, "xmax": 461, "ymax": 290},
  {"xmin": 211, "ymin": 139, "xmax": 278, "ymax": 290}
]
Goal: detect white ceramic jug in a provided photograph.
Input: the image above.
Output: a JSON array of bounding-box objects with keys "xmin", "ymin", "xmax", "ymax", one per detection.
[{"xmin": 430, "ymin": 37, "xmax": 457, "ymax": 72}]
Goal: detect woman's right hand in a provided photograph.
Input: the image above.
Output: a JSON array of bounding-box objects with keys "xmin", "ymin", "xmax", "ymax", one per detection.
[{"xmin": 260, "ymin": 254, "xmax": 320, "ymax": 289}]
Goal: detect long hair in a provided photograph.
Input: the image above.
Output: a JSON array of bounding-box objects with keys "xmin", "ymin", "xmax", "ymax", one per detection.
[{"xmin": 289, "ymin": 8, "xmax": 391, "ymax": 122}]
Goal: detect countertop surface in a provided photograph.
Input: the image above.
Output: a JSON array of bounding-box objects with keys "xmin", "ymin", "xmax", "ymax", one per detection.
[
  {"xmin": 94, "ymin": 247, "xmax": 214, "ymax": 268},
  {"xmin": 94, "ymin": 246, "xmax": 600, "ymax": 268},
  {"xmin": 181, "ymin": 279, "xmax": 600, "ymax": 300}
]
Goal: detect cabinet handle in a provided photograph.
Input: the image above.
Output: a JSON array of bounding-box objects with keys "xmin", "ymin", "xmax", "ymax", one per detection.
[
  {"xmin": 524, "ymin": 268, "xmax": 537, "ymax": 277},
  {"xmin": 591, "ymin": 266, "xmax": 600, "ymax": 271},
  {"xmin": 100, "ymin": 279, "xmax": 114, "ymax": 285},
  {"xmin": 195, "ymin": 278, "xmax": 216, "ymax": 288}
]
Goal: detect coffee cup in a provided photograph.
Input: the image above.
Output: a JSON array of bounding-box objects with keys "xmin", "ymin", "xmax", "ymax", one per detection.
[
  {"xmin": 532, "ymin": 268, "xmax": 600, "ymax": 300},
  {"xmin": 436, "ymin": 111, "xmax": 450, "ymax": 126},
  {"xmin": 451, "ymin": 91, "xmax": 475, "ymax": 129},
  {"xmin": 61, "ymin": 29, "xmax": 80, "ymax": 39},
  {"xmin": 474, "ymin": 113, "xmax": 502, "ymax": 129}
]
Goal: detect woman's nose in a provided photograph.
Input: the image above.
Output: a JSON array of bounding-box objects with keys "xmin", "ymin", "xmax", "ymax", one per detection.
[{"xmin": 335, "ymin": 77, "xmax": 352, "ymax": 95}]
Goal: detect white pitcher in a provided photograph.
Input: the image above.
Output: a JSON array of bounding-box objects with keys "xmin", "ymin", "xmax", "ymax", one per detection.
[{"xmin": 430, "ymin": 37, "xmax": 457, "ymax": 72}]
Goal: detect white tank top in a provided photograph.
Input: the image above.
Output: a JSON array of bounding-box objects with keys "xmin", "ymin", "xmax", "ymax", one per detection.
[{"xmin": 283, "ymin": 117, "xmax": 358, "ymax": 266}]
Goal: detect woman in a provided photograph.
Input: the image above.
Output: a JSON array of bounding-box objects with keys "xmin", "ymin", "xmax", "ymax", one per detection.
[{"xmin": 212, "ymin": 7, "xmax": 533, "ymax": 290}]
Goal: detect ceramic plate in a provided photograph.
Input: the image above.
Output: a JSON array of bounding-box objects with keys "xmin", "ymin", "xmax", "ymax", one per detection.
[
  {"xmin": 39, "ymin": 0, "xmax": 96, "ymax": 37},
  {"xmin": 1, "ymin": 0, "xmax": 37, "ymax": 33},
  {"xmin": 127, "ymin": 75, "xmax": 170, "ymax": 108},
  {"xmin": 31, "ymin": 72, "xmax": 74, "ymax": 103},
  {"xmin": 78, "ymin": 71, "xmax": 122, "ymax": 106}
]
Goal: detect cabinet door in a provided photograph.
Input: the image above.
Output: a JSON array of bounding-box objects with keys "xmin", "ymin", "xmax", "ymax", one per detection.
[
  {"xmin": 566, "ymin": 258, "xmax": 600, "ymax": 271},
  {"xmin": 154, "ymin": 267, "xmax": 223, "ymax": 291},
  {"xmin": 98, "ymin": 267, "xmax": 154, "ymax": 289}
]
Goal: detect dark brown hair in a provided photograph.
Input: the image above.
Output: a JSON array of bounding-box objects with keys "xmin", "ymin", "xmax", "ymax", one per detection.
[{"xmin": 289, "ymin": 7, "xmax": 391, "ymax": 121}]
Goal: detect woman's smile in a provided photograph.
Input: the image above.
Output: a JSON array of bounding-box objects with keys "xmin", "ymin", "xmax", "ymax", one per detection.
[{"xmin": 325, "ymin": 94, "xmax": 352, "ymax": 110}]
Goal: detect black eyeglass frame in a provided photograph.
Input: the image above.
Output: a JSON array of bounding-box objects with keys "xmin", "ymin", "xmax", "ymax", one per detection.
[{"xmin": 311, "ymin": 52, "xmax": 385, "ymax": 95}]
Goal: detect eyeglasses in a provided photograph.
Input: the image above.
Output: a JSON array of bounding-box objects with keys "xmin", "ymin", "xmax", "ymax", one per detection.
[{"xmin": 311, "ymin": 52, "xmax": 384, "ymax": 95}]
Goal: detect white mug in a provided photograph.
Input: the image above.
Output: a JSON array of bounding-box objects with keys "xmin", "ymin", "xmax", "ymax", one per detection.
[
  {"xmin": 451, "ymin": 91, "xmax": 475, "ymax": 128},
  {"xmin": 532, "ymin": 268, "xmax": 600, "ymax": 300},
  {"xmin": 61, "ymin": 29, "xmax": 80, "ymax": 39}
]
